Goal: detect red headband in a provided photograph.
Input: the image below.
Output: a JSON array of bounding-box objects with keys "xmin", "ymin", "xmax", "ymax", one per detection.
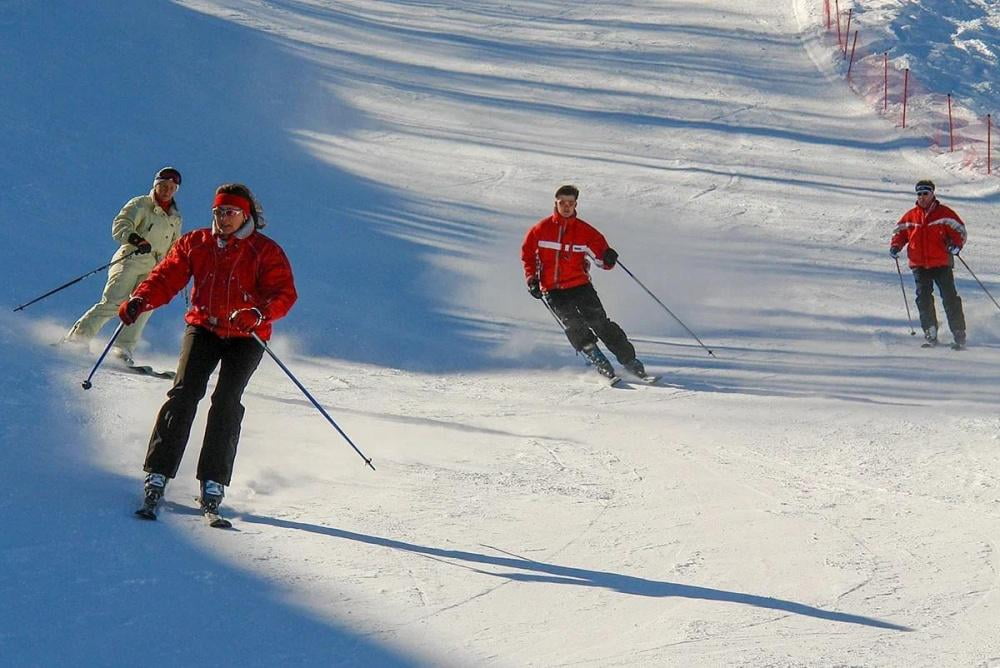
[{"xmin": 212, "ymin": 193, "xmax": 252, "ymax": 219}]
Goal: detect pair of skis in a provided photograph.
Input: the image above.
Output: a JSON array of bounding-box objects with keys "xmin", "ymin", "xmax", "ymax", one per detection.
[
  {"xmin": 119, "ymin": 358, "xmax": 176, "ymax": 380},
  {"xmin": 920, "ymin": 340, "xmax": 965, "ymax": 351},
  {"xmin": 597, "ymin": 367, "xmax": 660, "ymax": 387},
  {"xmin": 135, "ymin": 498, "xmax": 232, "ymax": 529}
]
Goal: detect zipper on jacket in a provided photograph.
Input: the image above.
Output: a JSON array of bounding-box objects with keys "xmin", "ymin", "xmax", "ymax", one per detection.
[{"xmin": 553, "ymin": 218, "xmax": 565, "ymax": 289}]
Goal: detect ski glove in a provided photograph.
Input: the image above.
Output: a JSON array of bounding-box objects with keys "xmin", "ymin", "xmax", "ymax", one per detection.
[
  {"xmin": 527, "ymin": 278, "xmax": 542, "ymax": 300},
  {"xmin": 947, "ymin": 244, "xmax": 961, "ymax": 255},
  {"xmin": 118, "ymin": 297, "xmax": 147, "ymax": 325},
  {"xmin": 889, "ymin": 246, "xmax": 901, "ymax": 259},
  {"xmin": 603, "ymin": 247, "xmax": 618, "ymax": 269},
  {"xmin": 229, "ymin": 307, "xmax": 265, "ymax": 333},
  {"xmin": 127, "ymin": 232, "xmax": 152, "ymax": 255}
]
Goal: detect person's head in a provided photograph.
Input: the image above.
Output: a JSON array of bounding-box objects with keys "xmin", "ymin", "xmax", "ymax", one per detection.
[
  {"xmin": 212, "ymin": 183, "xmax": 259, "ymax": 236},
  {"xmin": 915, "ymin": 179, "xmax": 936, "ymax": 208},
  {"xmin": 554, "ymin": 184, "xmax": 580, "ymax": 217},
  {"xmin": 152, "ymin": 166, "xmax": 181, "ymax": 201}
]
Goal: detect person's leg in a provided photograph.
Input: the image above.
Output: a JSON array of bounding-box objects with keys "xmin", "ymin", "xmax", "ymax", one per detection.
[
  {"xmin": 65, "ymin": 259, "xmax": 138, "ymax": 341},
  {"xmin": 911, "ymin": 267, "xmax": 938, "ymax": 338},
  {"xmin": 933, "ymin": 267, "xmax": 966, "ymax": 340},
  {"xmin": 574, "ymin": 284, "xmax": 637, "ymax": 364},
  {"xmin": 143, "ymin": 327, "xmax": 223, "ymax": 479},
  {"xmin": 196, "ymin": 336, "xmax": 265, "ymax": 486},
  {"xmin": 545, "ymin": 287, "xmax": 598, "ymax": 352},
  {"xmin": 114, "ymin": 269, "xmax": 153, "ymax": 356}
]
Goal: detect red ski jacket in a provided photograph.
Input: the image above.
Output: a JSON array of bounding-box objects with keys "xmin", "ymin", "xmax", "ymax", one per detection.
[
  {"xmin": 132, "ymin": 227, "xmax": 297, "ymax": 340},
  {"xmin": 521, "ymin": 213, "xmax": 612, "ymax": 292},
  {"xmin": 890, "ymin": 199, "xmax": 966, "ymax": 269}
]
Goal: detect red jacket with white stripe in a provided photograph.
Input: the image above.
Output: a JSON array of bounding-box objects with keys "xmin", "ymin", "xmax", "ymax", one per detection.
[
  {"xmin": 132, "ymin": 226, "xmax": 297, "ymax": 341},
  {"xmin": 890, "ymin": 199, "xmax": 966, "ymax": 269},
  {"xmin": 521, "ymin": 213, "xmax": 612, "ymax": 292}
]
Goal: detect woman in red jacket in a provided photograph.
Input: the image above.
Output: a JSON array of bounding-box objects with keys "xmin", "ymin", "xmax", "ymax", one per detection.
[
  {"xmin": 119, "ymin": 183, "xmax": 297, "ymax": 519},
  {"xmin": 521, "ymin": 184, "xmax": 647, "ymax": 380},
  {"xmin": 889, "ymin": 179, "xmax": 967, "ymax": 349}
]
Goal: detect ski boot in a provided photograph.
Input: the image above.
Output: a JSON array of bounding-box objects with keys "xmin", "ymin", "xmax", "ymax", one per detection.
[
  {"xmin": 921, "ymin": 326, "xmax": 938, "ymax": 348},
  {"xmin": 951, "ymin": 330, "xmax": 966, "ymax": 351},
  {"xmin": 199, "ymin": 480, "xmax": 232, "ymax": 528},
  {"xmin": 111, "ymin": 347, "xmax": 135, "ymax": 366},
  {"xmin": 581, "ymin": 343, "xmax": 616, "ymax": 380},
  {"xmin": 135, "ymin": 472, "xmax": 167, "ymax": 520},
  {"xmin": 623, "ymin": 358, "xmax": 649, "ymax": 380}
]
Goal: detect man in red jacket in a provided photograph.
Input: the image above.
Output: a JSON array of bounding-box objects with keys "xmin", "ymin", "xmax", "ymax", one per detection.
[
  {"xmin": 890, "ymin": 179, "xmax": 967, "ymax": 349},
  {"xmin": 521, "ymin": 184, "xmax": 647, "ymax": 380},
  {"xmin": 120, "ymin": 183, "xmax": 297, "ymax": 520}
]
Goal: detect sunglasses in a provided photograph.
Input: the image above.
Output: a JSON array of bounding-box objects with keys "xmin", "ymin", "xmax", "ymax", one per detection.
[
  {"xmin": 213, "ymin": 206, "xmax": 245, "ymax": 218},
  {"xmin": 156, "ymin": 175, "xmax": 181, "ymax": 185},
  {"xmin": 915, "ymin": 189, "xmax": 934, "ymax": 195}
]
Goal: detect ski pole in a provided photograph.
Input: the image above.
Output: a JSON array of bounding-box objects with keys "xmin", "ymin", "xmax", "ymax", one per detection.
[
  {"xmin": 252, "ymin": 333, "xmax": 375, "ymax": 471},
  {"xmin": 81, "ymin": 322, "xmax": 125, "ymax": 390},
  {"xmin": 894, "ymin": 257, "xmax": 917, "ymax": 335},
  {"xmin": 540, "ymin": 294, "xmax": 567, "ymax": 332},
  {"xmin": 956, "ymin": 254, "xmax": 1000, "ymax": 313},
  {"xmin": 616, "ymin": 260, "xmax": 715, "ymax": 357},
  {"xmin": 540, "ymin": 293, "xmax": 585, "ymax": 360},
  {"xmin": 14, "ymin": 250, "xmax": 138, "ymax": 312}
]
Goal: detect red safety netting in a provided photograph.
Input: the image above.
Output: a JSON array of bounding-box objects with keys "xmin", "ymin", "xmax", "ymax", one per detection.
[{"xmin": 819, "ymin": 0, "xmax": 994, "ymax": 175}]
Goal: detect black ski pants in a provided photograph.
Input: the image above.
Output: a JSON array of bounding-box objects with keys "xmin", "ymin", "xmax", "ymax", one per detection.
[
  {"xmin": 545, "ymin": 282, "xmax": 636, "ymax": 363},
  {"xmin": 144, "ymin": 325, "xmax": 264, "ymax": 486},
  {"xmin": 912, "ymin": 266, "xmax": 965, "ymax": 335}
]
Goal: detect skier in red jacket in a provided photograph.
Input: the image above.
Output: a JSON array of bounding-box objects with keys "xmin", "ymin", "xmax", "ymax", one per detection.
[
  {"xmin": 890, "ymin": 179, "xmax": 967, "ymax": 349},
  {"xmin": 120, "ymin": 183, "xmax": 297, "ymax": 520},
  {"xmin": 521, "ymin": 184, "xmax": 647, "ymax": 380}
]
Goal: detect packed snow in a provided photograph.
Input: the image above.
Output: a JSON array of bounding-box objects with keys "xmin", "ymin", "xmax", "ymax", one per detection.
[{"xmin": 2, "ymin": 0, "xmax": 1000, "ymax": 665}]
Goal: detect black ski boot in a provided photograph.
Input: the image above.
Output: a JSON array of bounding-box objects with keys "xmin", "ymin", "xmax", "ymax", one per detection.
[
  {"xmin": 951, "ymin": 330, "xmax": 966, "ymax": 350},
  {"xmin": 199, "ymin": 480, "xmax": 232, "ymax": 528},
  {"xmin": 623, "ymin": 358, "xmax": 648, "ymax": 379},
  {"xmin": 135, "ymin": 473, "xmax": 167, "ymax": 520},
  {"xmin": 581, "ymin": 343, "xmax": 616, "ymax": 380},
  {"xmin": 921, "ymin": 326, "xmax": 938, "ymax": 348}
]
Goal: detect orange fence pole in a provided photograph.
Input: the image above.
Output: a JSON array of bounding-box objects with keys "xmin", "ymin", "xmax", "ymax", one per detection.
[{"xmin": 902, "ymin": 68, "xmax": 909, "ymax": 128}]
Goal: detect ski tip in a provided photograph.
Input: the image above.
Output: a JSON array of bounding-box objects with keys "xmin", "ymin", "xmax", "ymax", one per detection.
[
  {"xmin": 609, "ymin": 375, "xmax": 623, "ymax": 387},
  {"xmin": 134, "ymin": 508, "xmax": 157, "ymax": 520}
]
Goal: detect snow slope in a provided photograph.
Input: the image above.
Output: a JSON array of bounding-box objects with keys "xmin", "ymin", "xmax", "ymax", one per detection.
[{"xmin": 3, "ymin": 0, "xmax": 1000, "ymax": 665}]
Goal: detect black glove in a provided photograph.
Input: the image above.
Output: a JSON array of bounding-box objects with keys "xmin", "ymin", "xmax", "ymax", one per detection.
[
  {"xmin": 947, "ymin": 244, "xmax": 961, "ymax": 255},
  {"xmin": 603, "ymin": 247, "xmax": 618, "ymax": 268},
  {"xmin": 527, "ymin": 278, "xmax": 542, "ymax": 300},
  {"xmin": 889, "ymin": 246, "xmax": 901, "ymax": 259},
  {"xmin": 127, "ymin": 232, "xmax": 152, "ymax": 255}
]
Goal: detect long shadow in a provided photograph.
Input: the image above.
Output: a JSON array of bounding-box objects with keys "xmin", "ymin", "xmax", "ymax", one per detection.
[
  {"xmin": 0, "ymin": 326, "xmax": 419, "ymax": 667},
  {"xmin": 0, "ymin": 1, "xmax": 504, "ymax": 373},
  {"xmin": 238, "ymin": 512, "xmax": 913, "ymax": 632},
  {"xmin": 243, "ymin": 388, "xmax": 582, "ymax": 444}
]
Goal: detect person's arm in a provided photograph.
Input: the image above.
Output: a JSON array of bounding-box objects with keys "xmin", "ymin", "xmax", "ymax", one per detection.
[
  {"xmin": 941, "ymin": 207, "xmax": 967, "ymax": 252},
  {"xmin": 255, "ymin": 244, "xmax": 298, "ymax": 322},
  {"xmin": 111, "ymin": 197, "xmax": 145, "ymax": 245},
  {"xmin": 582, "ymin": 223, "xmax": 615, "ymax": 269},
  {"xmin": 890, "ymin": 212, "xmax": 912, "ymax": 253},
  {"xmin": 131, "ymin": 236, "xmax": 193, "ymax": 309},
  {"xmin": 520, "ymin": 226, "xmax": 540, "ymax": 282}
]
